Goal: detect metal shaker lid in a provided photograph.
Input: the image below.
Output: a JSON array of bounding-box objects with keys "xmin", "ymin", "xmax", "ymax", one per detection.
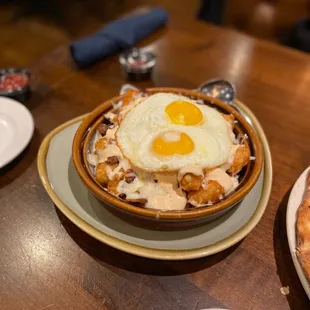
[{"xmin": 119, "ymin": 48, "xmax": 156, "ymax": 73}]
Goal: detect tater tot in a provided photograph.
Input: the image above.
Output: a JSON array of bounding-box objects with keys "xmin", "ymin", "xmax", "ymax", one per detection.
[
  {"xmin": 222, "ymin": 114, "xmax": 235, "ymax": 128},
  {"xmin": 123, "ymin": 89, "xmax": 139, "ymax": 106},
  {"xmin": 228, "ymin": 144, "xmax": 250, "ymax": 175},
  {"xmin": 180, "ymin": 173, "xmax": 203, "ymax": 191},
  {"xmin": 107, "ymin": 178, "xmax": 120, "ymax": 194},
  {"xmin": 95, "ymin": 162, "xmax": 118, "ymax": 185},
  {"xmin": 107, "ymin": 169, "xmax": 126, "ymax": 194},
  {"xmin": 188, "ymin": 180, "xmax": 224, "ymax": 205},
  {"xmin": 95, "ymin": 138, "xmax": 108, "ymax": 151},
  {"xmin": 96, "ymin": 163, "xmax": 110, "ymax": 185}
]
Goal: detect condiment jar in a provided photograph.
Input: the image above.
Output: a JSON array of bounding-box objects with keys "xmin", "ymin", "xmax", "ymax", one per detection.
[
  {"xmin": 119, "ymin": 48, "xmax": 156, "ymax": 81},
  {"xmin": 0, "ymin": 68, "xmax": 31, "ymax": 103}
]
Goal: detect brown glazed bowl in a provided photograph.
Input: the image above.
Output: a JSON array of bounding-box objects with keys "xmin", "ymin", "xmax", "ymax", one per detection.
[{"xmin": 72, "ymin": 88, "xmax": 263, "ymax": 230}]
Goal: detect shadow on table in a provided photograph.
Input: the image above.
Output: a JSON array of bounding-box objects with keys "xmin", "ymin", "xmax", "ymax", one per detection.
[
  {"xmin": 0, "ymin": 128, "xmax": 40, "ymax": 188},
  {"xmin": 273, "ymin": 187, "xmax": 309, "ymax": 309},
  {"xmin": 56, "ymin": 207, "xmax": 242, "ymax": 276},
  {"xmin": 66, "ymin": 157, "xmax": 244, "ymax": 240},
  {"xmin": 25, "ymin": 89, "xmax": 49, "ymax": 112}
]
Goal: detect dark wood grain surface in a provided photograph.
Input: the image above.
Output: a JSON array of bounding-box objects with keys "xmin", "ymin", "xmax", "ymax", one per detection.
[{"xmin": 1, "ymin": 11, "xmax": 310, "ymax": 310}]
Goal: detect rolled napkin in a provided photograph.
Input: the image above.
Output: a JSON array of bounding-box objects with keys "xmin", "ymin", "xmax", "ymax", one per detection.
[{"xmin": 70, "ymin": 8, "xmax": 168, "ymax": 68}]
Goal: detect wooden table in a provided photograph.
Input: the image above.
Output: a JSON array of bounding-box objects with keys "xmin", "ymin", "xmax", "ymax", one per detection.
[{"xmin": 1, "ymin": 11, "xmax": 310, "ymax": 310}]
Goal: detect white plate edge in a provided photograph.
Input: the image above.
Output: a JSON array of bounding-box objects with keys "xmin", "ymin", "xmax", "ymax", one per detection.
[
  {"xmin": 38, "ymin": 102, "xmax": 272, "ymax": 260},
  {"xmin": 286, "ymin": 166, "xmax": 310, "ymax": 298},
  {"xmin": 0, "ymin": 97, "xmax": 34, "ymax": 168}
]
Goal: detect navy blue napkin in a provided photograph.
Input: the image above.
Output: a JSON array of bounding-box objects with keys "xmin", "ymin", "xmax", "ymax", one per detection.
[{"xmin": 70, "ymin": 8, "xmax": 168, "ymax": 68}]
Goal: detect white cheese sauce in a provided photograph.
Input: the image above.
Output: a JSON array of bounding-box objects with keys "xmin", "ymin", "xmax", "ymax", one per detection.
[{"xmin": 177, "ymin": 165, "xmax": 204, "ymax": 182}]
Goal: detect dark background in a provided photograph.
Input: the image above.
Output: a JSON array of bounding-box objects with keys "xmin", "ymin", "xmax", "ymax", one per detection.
[{"xmin": 0, "ymin": 0, "xmax": 309, "ymax": 68}]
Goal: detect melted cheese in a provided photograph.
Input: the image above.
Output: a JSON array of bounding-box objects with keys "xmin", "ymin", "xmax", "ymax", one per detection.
[
  {"xmin": 87, "ymin": 153, "xmax": 98, "ymax": 166},
  {"xmin": 116, "ymin": 170, "xmax": 187, "ymax": 211},
  {"xmin": 105, "ymin": 126, "xmax": 118, "ymax": 140},
  {"xmin": 97, "ymin": 144, "xmax": 122, "ymax": 163},
  {"xmin": 104, "ymin": 111, "xmax": 117, "ymax": 121},
  {"xmin": 204, "ymin": 168, "xmax": 238, "ymax": 194},
  {"xmin": 177, "ymin": 165, "xmax": 204, "ymax": 182}
]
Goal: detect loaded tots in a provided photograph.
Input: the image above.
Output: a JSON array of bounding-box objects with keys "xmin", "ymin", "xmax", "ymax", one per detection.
[{"xmin": 87, "ymin": 91, "xmax": 251, "ymax": 211}]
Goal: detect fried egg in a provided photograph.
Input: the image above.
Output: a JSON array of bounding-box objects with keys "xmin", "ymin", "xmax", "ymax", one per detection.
[{"xmin": 116, "ymin": 93, "xmax": 233, "ymax": 172}]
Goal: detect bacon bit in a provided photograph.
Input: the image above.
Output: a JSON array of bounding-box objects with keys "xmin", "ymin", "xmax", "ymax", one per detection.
[
  {"xmin": 98, "ymin": 123, "xmax": 108, "ymax": 136},
  {"xmin": 103, "ymin": 117, "xmax": 112, "ymax": 125},
  {"xmin": 106, "ymin": 156, "xmax": 119, "ymax": 164},
  {"xmin": 125, "ymin": 169, "xmax": 136, "ymax": 183},
  {"xmin": 125, "ymin": 176, "xmax": 135, "ymax": 183}
]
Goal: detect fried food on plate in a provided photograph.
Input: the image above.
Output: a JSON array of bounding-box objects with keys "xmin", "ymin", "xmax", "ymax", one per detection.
[
  {"xmin": 188, "ymin": 180, "xmax": 224, "ymax": 205},
  {"xmin": 222, "ymin": 113, "xmax": 235, "ymax": 128},
  {"xmin": 87, "ymin": 92, "xmax": 255, "ymax": 211},
  {"xmin": 107, "ymin": 172, "xmax": 125, "ymax": 194},
  {"xmin": 228, "ymin": 144, "xmax": 250, "ymax": 175},
  {"xmin": 296, "ymin": 171, "xmax": 310, "ymax": 280},
  {"xmin": 95, "ymin": 138, "xmax": 108, "ymax": 151},
  {"xmin": 96, "ymin": 162, "xmax": 117, "ymax": 185},
  {"xmin": 180, "ymin": 173, "xmax": 203, "ymax": 191},
  {"xmin": 123, "ymin": 89, "xmax": 139, "ymax": 106}
]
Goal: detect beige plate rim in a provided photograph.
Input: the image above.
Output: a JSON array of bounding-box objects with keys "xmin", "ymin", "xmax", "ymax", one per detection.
[{"xmin": 37, "ymin": 100, "xmax": 273, "ymax": 260}]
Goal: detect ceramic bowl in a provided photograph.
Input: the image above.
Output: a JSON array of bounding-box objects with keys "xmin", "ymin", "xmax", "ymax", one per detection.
[{"xmin": 72, "ymin": 88, "xmax": 263, "ymax": 230}]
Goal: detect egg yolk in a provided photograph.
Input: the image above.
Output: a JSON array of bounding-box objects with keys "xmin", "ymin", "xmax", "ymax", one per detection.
[
  {"xmin": 152, "ymin": 132, "xmax": 194, "ymax": 156},
  {"xmin": 165, "ymin": 100, "xmax": 203, "ymax": 126}
]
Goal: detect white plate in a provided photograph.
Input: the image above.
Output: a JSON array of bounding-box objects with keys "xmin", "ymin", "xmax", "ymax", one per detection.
[
  {"xmin": 287, "ymin": 166, "xmax": 310, "ymax": 298},
  {"xmin": 37, "ymin": 100, "xmax": 272, "ymax": 260},
  {"xmin": 0, "ymin": 97, "xmax": 34, "ymax": 168}
]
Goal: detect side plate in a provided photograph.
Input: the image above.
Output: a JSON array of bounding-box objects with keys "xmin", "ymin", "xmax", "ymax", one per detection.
[
  {"xmin": 287, "ymin": 166, "xmax": 310, "ymax": 298},
  {"xmin": 37, "ymin": 101, "xmax": 272, "ymax": 260}
]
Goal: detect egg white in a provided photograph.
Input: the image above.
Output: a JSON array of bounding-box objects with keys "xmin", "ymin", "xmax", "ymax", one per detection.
[{"xmin": 116, "ymin": 93, "xmax": 233, "ymax": 171}]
